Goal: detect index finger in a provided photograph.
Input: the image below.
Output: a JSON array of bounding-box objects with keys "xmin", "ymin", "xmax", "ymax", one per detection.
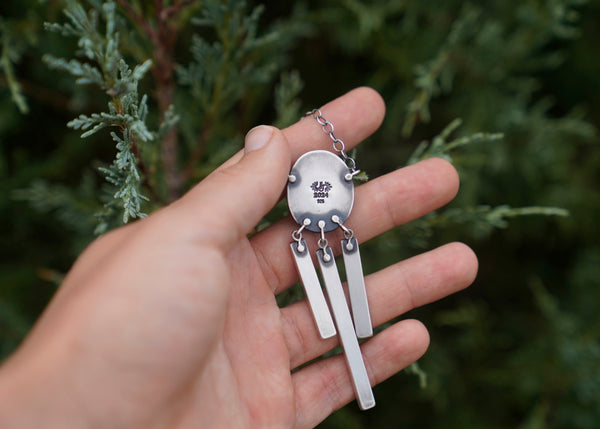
[
  {"xmin": 284, "ymin": 86, "xmax": 386, "ymax": 159},
  {"xmin": 216, "ymin": 87, "xmax": 386, "ymax": 170}
]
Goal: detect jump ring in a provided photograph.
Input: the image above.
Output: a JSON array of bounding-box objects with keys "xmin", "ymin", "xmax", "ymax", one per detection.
[
  {"xmin": 333, "ymin": 138, "xmax": 345, "ymax": 152},
  {"xmin": 321, "ymin": 121, "xmax": 334, "ymax": 134},
  {"xmin": 306, "ymin": 109, "xmax": 320, "ymax": 119},
  {"xmin": 343, "ymin": 229, "xmax": 353, "ymax": 240}
]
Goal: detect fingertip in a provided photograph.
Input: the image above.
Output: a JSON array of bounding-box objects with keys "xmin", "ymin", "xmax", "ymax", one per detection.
[
  {"xmin": 397, "ymin": 319, "xmax": 430, "ymax": 361},
  {"xmin": 237, "ymin": 125, "xmax": 292, "ymax": 172},
  {"xmin": 450, "ymin": 242, "xmax": 479, "ymax": 287},
  {"xmin": 351, "ymin": 86, "xmax": 386, "ymax": 128},
  {"xmin": 244, "ymin": 125, "xmax": 275, "ymax": 153},
  {"xmin": 437, "ymin": 242, "xmax": 479, "ymax": 292},
  {"xmin": 364, "ymin": 319, "xmax": 430, "ymax": 387},
  {"xmin": 423, "ymin": 157, "xmax": 460, "ymax": 201},
  {"xmin": 369, "ymin": 319, "xmax": 430, "ymax": 372}
]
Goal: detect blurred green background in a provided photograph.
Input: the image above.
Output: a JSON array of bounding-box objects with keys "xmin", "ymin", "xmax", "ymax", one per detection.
[{"xmin": 1, "ymin": 0, "xmax": 599, "ymax": 427}]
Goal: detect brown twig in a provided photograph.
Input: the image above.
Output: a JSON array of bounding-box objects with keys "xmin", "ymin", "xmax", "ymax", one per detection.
[
  {"xmin": 161, "ymin": 0, "xmax": 197, "ymax": 20},
  {"xmin": 114, "ymin": 0, "xmax": 158, "ymax": 45},
  {"xmin": 152, "ymin": 13, "xmax": 180, "ymax": 200},
  {"xmin": 116, "ymin": 0, "xmax": 202, "ymax": 201}
]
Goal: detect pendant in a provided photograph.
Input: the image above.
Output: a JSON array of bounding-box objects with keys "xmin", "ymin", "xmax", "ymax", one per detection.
[{"xmin": 287, "ymin": 115, "xmax": 375, "ymax": 410}]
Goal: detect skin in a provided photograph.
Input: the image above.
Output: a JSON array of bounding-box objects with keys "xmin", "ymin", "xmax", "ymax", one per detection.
[{"xmin": 0, "ymin": 87, "xmax": 478, "ymax": 429}]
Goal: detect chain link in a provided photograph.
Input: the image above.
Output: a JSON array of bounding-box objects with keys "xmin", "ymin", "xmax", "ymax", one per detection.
[{"xmin": 306, "ymin": 109, "xmax": 359, "ymax": 173}]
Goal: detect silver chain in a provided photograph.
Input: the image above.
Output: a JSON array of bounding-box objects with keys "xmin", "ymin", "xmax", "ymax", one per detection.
[{"xmin": 306, "ymin": 109, "xmax": 358, "ymax": 173}]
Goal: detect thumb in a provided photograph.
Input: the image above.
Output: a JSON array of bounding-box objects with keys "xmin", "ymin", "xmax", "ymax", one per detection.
[{"xmin": 172, "ymin": 125, "xmax": 292, "ymax": 249}]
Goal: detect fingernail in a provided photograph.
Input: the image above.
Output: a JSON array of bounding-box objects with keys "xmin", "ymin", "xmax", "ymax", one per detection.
[{"xmin": 245, "ymin": 125, "xmax": 273, "ymax": 153}]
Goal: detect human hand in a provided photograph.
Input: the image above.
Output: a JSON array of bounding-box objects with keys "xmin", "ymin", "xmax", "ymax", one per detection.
[{"xmin": 0, "ymin": 87, "xmax": 477, "ymax": 429}]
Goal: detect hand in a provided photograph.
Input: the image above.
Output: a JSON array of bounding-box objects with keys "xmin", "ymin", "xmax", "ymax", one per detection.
[{"xmin": 0, "ymin": 88, "xmax": 477, "ymax": 429}]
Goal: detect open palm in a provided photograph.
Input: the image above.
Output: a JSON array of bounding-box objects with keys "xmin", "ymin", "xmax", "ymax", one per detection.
[{"xmin": 0, "ymin": 88, "xmax": 477, "ymax": 429}]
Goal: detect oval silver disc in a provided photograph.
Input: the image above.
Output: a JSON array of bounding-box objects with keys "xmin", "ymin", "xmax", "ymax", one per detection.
[{"xmin": 287, "ymin": 150, "xmax": 354, "ymax": 233}]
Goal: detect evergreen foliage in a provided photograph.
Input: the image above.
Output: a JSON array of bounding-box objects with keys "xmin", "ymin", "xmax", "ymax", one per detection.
[
  {"xmin": 0, "ymin": 18, "xmax": 30, "ymax": 114},
  {"xmin": 43, "ymin": 1, "xmax": 154, "ymax": 230},
  {"xmin": 1, "ymin": 0, "xmax": 599, "ymax": 427}
]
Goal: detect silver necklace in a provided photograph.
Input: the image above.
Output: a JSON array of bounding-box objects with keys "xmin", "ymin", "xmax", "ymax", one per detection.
[{"xmin": 287, "ymin": 109, "xmax": 375, "ymax": 410}]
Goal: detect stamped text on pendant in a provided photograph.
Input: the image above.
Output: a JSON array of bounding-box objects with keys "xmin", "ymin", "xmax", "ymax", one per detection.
[{"xmin": 311, "ymin": 181, "xmax": 332, "ymax": 204}]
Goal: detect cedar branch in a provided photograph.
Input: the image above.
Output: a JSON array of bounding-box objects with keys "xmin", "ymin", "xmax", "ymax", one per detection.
[{"xmin": 116, "ymin": 0, "xmax": 200, "ymax": 200}]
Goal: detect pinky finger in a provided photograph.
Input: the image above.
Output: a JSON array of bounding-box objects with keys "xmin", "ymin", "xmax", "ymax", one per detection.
[{"xmin": 291, "ymin": 319, "xmax": 430, "ymax": 429}]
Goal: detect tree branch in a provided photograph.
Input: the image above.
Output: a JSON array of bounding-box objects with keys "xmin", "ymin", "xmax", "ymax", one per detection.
[
  {"xmin": 116, "ymin": 0, "xmax": 183, "ymax": 201},
  {"xmin": 152, "ymin": 2, "xmax": 182, "ymax": 201},
  {"xmin": 114, "ymin": 0, "xmax": 158, "ymax": 45},
  {"xmin": 154, "ymin": 0, "xmax": 163, "ymax": 18},
  {"xmin": 160, "ymin": 0, "xmax": 197, "ymax": 20}
]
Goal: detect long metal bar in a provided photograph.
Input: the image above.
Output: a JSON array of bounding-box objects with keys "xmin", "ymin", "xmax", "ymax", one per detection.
[
  {"xmin": 317, "ymin": 247, "xmax": 376, "ymax": 410},
  {"xmin": 290, "ymin": 240, "xmax": 336, "ymax": 339}
]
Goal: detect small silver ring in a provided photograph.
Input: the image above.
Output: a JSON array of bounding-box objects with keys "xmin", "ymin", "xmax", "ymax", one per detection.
[
  {"xmin": 321, "ymin": 122, "xmax": 334, "ymax": 134},
  {"xmin": 316, "ymin": 115, "xmax": 328, "ymax": 126},
  {"xmin": 333, "ymin": 139, "xmax": 345, "ymax": 152},
  {"xmin": 306, "ymin": 109, "xmax": 320, "ymax": 119}
]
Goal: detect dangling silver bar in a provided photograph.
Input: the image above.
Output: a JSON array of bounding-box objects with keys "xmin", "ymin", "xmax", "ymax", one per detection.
[
  {"xmin": 290, "ymin": 239, "xmax": 336, "ymax": 339},
  {"xmin": 317, "ymin": 246, "xmax": 376, "ymax": 410},
  {"xmin": 342, "ymin": 237, "xmax": 373, "ymax": 339},
  {"xmin": 331, "ymin": 215, "xmax": 373, "ymax": 338}
]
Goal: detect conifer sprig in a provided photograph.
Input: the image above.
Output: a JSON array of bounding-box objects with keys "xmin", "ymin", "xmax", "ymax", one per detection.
[
  {"xmin": 408, "ymin": 118, "xmax": 504, "ymax": 165},
  {"xmin": 0, "ymin": 19, "xmax": 30, "ymax": 114},
  {"xmin": 43, "ymin": 1, "xmax": 153, "ymax": 231},
  {"xmin": 422, "ymin": 204, "xmax": 569, "ymax": 235},
  {"xmin": 177, "ymin": 0, "xmax": 308, "ymax": 181},
  {"xmin": 402, "ymin": 5, "xmax": 481, "ymax": 137}
]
